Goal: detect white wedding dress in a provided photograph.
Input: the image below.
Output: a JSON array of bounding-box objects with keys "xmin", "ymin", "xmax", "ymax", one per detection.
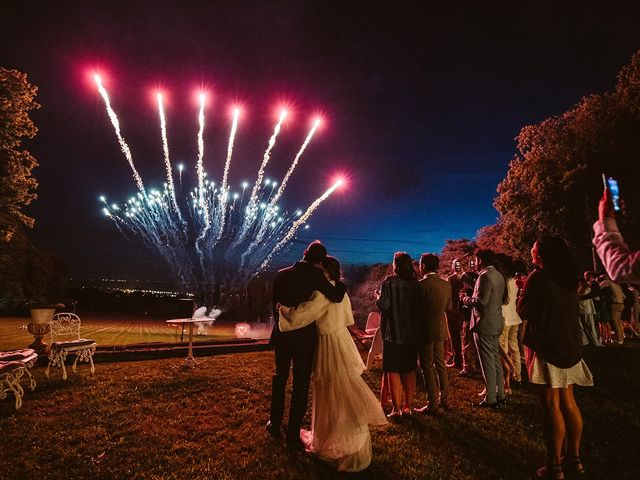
[{"xmin": 279, "ymin": 290, "xmax": 387, "ymax": 472}]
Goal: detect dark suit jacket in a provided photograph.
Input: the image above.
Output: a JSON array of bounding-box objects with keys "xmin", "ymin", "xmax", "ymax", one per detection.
[
  {"xmin": 446, "ymin": 272, "xmax": 464, "ymax": 313},
  {"xmin": 269, "ymin": 261, "xmax": 346, "ymax": 347},
  {"xmin": 419, "ymin": 273, "xmax": 453, "ymax": 342}
]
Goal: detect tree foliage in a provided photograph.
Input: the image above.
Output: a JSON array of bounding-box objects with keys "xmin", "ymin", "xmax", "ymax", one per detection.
[
  {"xmin": 0, "ymin": 225, "xmax": 66, "ymax": 312},
  {"xmin": 0, "ymin": 67, "xmax": 39, "ymax": 234},
  {"xmin": 349, "ymin": 263, "xmax": 391, "ymax": 326},
  {"xmin": 0, "ymin": 68, "xmax": 65, "ymax": 311},
  {"xmin": 491, "ymin": 50, "xmax": 640, "ymax": 267}
]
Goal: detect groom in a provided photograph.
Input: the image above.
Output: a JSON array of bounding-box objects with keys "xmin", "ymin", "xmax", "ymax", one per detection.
[{"xmin": 267, "ymin": 240, "xmax": 347, "ymax": 448}]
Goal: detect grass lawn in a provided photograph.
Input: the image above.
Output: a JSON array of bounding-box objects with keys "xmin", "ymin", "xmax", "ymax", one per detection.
[
  {"xmin": 1, "ymin": 341, "xmax": 639, "ymax": 479},
  {"xmin": 0, "ymin": 314, "xmax": 252, "ymax": 351}
]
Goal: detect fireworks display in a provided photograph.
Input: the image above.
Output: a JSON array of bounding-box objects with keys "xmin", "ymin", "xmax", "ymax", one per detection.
[{"xmin": 94, "ymin": 76, "xmax": 342, "ymax": 295}]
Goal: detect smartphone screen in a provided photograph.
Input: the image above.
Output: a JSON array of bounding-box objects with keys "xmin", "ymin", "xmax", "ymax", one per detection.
[{"xmin": 606, "ymin": 176, "xmax": 622, "ymax": 212}]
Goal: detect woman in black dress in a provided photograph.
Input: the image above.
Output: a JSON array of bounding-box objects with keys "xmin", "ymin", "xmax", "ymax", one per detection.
[{"xmin": 376, "ymin": 252, "xmax": 423, "ymax": 417}]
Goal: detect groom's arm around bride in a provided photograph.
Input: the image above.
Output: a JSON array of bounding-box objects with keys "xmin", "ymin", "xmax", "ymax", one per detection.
[{"xmin": 267, "ymin": 241, "xmax": 346, "ymax": 447}]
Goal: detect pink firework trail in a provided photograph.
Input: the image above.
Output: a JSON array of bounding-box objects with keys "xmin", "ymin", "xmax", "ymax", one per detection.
[{"xmin": 94, "ymin": 75, "xmax": 145, "ymax": 193}]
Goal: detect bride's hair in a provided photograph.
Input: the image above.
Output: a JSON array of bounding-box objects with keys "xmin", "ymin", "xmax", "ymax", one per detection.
[{"xmin": 322, "ymin": 256, "xmax": 341, "ymax": 282}]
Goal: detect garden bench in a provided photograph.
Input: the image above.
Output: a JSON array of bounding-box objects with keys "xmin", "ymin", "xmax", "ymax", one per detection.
[
  {"xmin": 45, "ymin": 313, "xmax": 96, "ymax": 380},
  {"xmin": 0, "ymin": 348, "xmax": 38, "ymax": 409}
]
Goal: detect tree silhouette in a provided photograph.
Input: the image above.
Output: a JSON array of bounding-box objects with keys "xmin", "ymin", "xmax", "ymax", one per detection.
[
  {"xmin": 0, "ymin": 67, "xmax": 39, "ymax": 239},
  {"xmin": 490, "ymin": 50, "xmax": 640, "ymax": 267}
]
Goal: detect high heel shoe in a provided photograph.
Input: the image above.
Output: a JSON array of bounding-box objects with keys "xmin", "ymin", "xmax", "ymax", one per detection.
[
  {"xmin": 386, "ymin": 410, "xmax": 402, "ymax": 418},
  {"xmin": 536, "ymin": 462, "xmax": 564, "ymax": 479},
  {"xmin": 564, "ymin": 455, "xmax": 585, "ymax": 475}
]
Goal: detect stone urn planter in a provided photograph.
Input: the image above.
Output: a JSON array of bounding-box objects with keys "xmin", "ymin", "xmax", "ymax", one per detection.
[{"xmin": 27, "ymin": 303, "xmax": 65, "ymax": 355}]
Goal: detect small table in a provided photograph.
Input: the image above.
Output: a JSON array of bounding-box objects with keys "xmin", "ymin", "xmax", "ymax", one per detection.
[{"xmin": 166, "ymin": 318, "xmax": 213, "ymax": 368}]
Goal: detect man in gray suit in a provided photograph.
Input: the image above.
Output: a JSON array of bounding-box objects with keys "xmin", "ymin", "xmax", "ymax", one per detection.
[
  {"xmin": 460, "ymin": 249, "xmax": 506, "ymax": 408},
  {"xmin": 416, "ymin": 253, "xmax": 453, "ymax": 413}
]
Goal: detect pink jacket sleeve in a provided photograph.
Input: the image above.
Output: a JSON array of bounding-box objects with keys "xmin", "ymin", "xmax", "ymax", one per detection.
[{"xmin": 593, "ymin": 218, "xmax": 640, "ymax": 283}]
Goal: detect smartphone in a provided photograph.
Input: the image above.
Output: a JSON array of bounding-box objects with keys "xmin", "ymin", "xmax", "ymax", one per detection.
[{"xmin": 602, "ymin": 174, "xmax": 622, "ymax": 213}]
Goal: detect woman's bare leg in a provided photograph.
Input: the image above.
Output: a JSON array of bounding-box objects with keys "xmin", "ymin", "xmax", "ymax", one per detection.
[
  {"xmin": 401, "ymin": 371, "xmax": 416, "ymax": 411},
  {"xmin": 538, "ymin": 386, "xmax": 566, "ymax": 467},
  {"xmin": 388, "ymin": 372, "xmax": 403, "ymax": 412},
  {"xmin": 501, "ymin": 356, "xmax": 511, "ymax": 393},
  {"xmin": 380, "ymin": 372, "xmax": 390, "ymax": 410},
  {"xmin": 599, "ymin": 323, "xmax": 610, "ymax": 343},
  {"xmin": 559, "ymin": 385, "xmax": 584, "ymax": 468}
]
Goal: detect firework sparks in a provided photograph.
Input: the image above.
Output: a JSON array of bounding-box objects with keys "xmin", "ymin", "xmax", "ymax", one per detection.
[
  {"xmin": 259, "ymin": 179, "xmax": 343, "ymax": 270},
  {"xmin": 157, "ymin": 93, "xmax": 180, "ymax": 214},
  {"xmin": 94, "ymin": 80, "xmax": 340, "ymax": 294},
  {"xmin": 196, "ymin": 93, "xmax": 209, "ymax": 226},
  {"xmin": 94, "ymin": 74, "xmax": 145, "ymax": 193},
  {"xmin": 237, "ymin": 117, "xmax": 320, "ymax": 259},
  {"xmin": 217, "ymin": 108, "xmax": 240, "ymax": 236},
  {"xmin": 178, "ymin": 163, "xmax": 184, "ymax": 186},
  {"xmin": 248, "ymin": 109, "xmax": 287, "ymax": 214},
  {"xmin": 221, "ymin": 108, "xmax": 240, "ymax": 196},
  {"xmin": 271, "ymin": 118, "xmax": 321, "ymax": 206}
]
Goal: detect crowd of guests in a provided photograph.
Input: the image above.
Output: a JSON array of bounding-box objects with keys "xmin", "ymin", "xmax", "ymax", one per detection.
[
  {"xmin": 364, "ymin": 185, "xmax": 640, "ymax": 478},
  {"xmin": 265, "ymin": 186, "xmax": 637, "ymax": 476},
  {"xmin": 371, "ymin": 231, "xmax": 639, "ymax": 479}
]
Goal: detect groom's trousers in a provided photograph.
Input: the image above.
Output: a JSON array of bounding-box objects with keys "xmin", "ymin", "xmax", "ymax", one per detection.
[
  {"xmin": 270, "ymin": 338, "xmax": 316, "ymax": 439},
  {"xmin": 474, "ymin": 332, "xmax": 505, "ymax": 404}
]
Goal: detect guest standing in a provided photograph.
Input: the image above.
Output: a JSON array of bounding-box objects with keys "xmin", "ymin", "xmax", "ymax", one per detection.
[
  {"xmin": 577, "ymin": 278, "xmax": 603, "ymax": 347},
  {"xmin": 446, "ymin": 258, "xmax": 465, "ymax": 370},
  {"xmin": 599, "ymin": 275, "xmax": 626, "ymax": 344},
  {"xmin": 376, "ymin": 252, "xmax": 422, "ymax": 417},
  {"xmin": 499, "ymin": 255, "xmax": 523, "ymax": 386},
  {"xmin": 416, "ymin": 253, "xmax": 453, "ymax": 412},
  {"xmin": 518, "ymin": 235, "xmax": 593, "ymax": 479},
  {"xmin": 627, "ymin": 284, "xmax": 640, "ymax": 336},
  {"xmin": 460, "ymin": 249, "xmax": 506, "ymax": 408},
  {"xmin": 459, "ymin": 271, "xmax": 479, "ymax": 375}
]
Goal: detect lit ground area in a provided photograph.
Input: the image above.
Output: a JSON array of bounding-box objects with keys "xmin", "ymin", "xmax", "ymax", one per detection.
[
  {"xmin": 1, "ymin": 342, "xmax": 639, "ymax": 479},
  {"xmin": 0, "ymin": 314, "xmax": 272, "ymax": 351}
]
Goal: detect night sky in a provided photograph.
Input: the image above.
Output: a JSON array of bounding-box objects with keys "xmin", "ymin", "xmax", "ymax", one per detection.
[{"xmin": 2, "ymin": 1, "xmax": 640, "ymax": 281}]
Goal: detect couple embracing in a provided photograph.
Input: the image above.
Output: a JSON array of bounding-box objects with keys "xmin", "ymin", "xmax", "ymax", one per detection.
[{"xmin": 266, "ymin": 241, "xmax": 387, "ymax": 472}]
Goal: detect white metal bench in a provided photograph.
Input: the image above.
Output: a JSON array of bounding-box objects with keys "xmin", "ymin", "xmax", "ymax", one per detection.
[
  {"xmin": 45, "ymin": 313, "xmax": 96, "ymax": 380},
  {"xmin": 0, "ymin": 348, "xmax": 38, "ymax": 409}
]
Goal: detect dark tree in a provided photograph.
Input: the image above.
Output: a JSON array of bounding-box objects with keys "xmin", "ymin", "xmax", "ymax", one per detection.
[
  {"xmin": 0, "ymin": 67, "xmax": 39, "ymax": 237},
  {"xmin": 0, "ymin": 68, "xmax": 66, "ymax": 311},
  {"xmin": 349, "ymin": 263, "xmax": 392, "ymax": 326}
]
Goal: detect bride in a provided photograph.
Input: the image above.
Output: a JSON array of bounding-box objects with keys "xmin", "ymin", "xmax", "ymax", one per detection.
[{"xmin": 279, "ymin": 256, "xmax": 387, "ymax": 472}]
